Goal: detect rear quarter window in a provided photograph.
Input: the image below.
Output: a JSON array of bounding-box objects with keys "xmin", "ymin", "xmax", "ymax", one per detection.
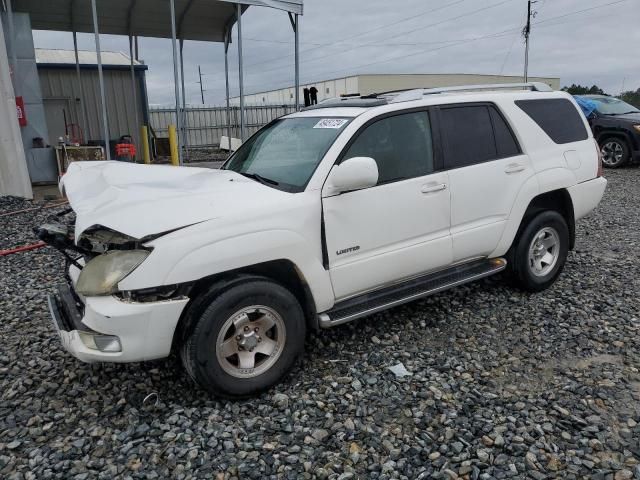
[{"xmin": 515, "ymin": 98, "xmax": 588, "ymax": 144}]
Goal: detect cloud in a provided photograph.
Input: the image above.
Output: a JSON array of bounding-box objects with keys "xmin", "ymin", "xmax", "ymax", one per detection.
[{"xmin": 32, "ymin": 0, "xmax": 640, "ymax": 105}]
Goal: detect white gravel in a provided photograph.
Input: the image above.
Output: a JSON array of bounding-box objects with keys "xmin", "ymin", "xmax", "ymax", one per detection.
[{"xmin": 1, "ymin": 169, "xmax": 639, "ymax": 480}]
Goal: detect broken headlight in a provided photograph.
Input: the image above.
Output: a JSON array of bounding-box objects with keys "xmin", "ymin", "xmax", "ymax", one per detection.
[
  {"xmin": 78, "ymin": 227, "xmax": 139, "ymax": 253},
  {"xmin": 76, "ymin": 250, "xmax": 150, "ymax": 296}
]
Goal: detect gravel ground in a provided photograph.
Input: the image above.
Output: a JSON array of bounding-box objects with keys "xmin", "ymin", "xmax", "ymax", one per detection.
[{"xmin": 1, "ymin": 169, "xmax": 640, "ymax": 480}]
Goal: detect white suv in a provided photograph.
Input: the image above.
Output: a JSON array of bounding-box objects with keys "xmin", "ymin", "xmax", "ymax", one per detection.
[{"xmin": 41, "ymin": 83, "xmax": 607, "ymax": 397}]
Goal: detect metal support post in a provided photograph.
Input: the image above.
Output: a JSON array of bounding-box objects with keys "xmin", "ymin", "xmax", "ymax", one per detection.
[
  {"xmin": 91, "ymin": 0, "xmax": 111, "ymax": 160},
  {"xmin": 179, "ymin": 38, "xmax": 188, "ymax": 160},
  {"xmin": 295, "ymin": 14, "xmax": 300, "ymax": 111},
  {"xmin": 224, "ymin": 31, "xmax": 231, "ymax": 147},
  {"xmin": 237, "ymin": 3, "xmax": 245, "ymax": 141},
  {"xmin": 128, "ymin": 35, "xmax": 140, "ymax": 153},
  {"xmin": 169, "ymin": 0, "xmax": 183, "ymax": 164},
  {"xmin": 5, "ymin": 0, "xmax": 18, "ymax": 97},
  {"xmin": 289, "ymin": 12, "xmax": 300, "ymax": 110},
  {"xmin": 73, "ymin": 31, "xmax": 90, "ymax": 142}
]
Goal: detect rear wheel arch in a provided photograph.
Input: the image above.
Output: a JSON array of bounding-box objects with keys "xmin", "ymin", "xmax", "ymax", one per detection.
[{"xmin": 515, "ymin": 189, "xmax": 576, "ymax": 250}]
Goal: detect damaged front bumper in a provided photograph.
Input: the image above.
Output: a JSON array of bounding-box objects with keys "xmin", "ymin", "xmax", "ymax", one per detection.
[{"xmin": 48, "ymin": 268, "xmax": 189, "ymax": 363}]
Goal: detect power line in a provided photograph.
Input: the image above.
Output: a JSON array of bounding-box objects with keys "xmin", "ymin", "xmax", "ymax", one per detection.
[
  {"xmin": 301, "ymin": 0, "xmax": 634, "ymax": 88},
  {"xmin": 204, "ymin": 0, "xmax": 478, "ymax": 77},
  {"xmin": 202, "ymin": 0, "xmax": 635, "ymax": 102},
  {"xmin": 234, "ymin": 0, "xmax": 517, "ymax": 80}
]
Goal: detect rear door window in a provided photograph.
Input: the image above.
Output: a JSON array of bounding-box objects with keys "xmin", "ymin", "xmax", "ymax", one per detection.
[
  {"xmin": 440, "ymin": 105, "xmax": 497, "ymax": 169},
  {"xmin": 489, "ymin": 106, "xmax": 521, "ymax": 158},
  {"xmin": 515, "ymin": 98, "xmax": 588, "ymax": 144}
]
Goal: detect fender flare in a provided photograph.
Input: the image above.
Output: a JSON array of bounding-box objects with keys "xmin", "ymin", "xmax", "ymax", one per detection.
[
  {"xmin": 489, "ymin": 168, "xmax": 576, "ymax": 258},
  {"xmin": 162, "ymin": 230, "xmax": 335, "ymax": 313}
]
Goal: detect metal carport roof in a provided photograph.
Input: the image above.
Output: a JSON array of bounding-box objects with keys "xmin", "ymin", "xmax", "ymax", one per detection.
[
  {"xmin": 11, "ymin": 0, "xmax": 302, "ymax": 41},
  {"xmin": 4, "ymin": 0, "xmax": 302, "ymax": 169}
]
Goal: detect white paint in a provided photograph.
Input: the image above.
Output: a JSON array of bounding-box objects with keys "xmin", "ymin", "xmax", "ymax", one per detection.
[
  {"xmin": 54, "ymin": 87, "xmax": 606, "ymax": 365},
  {"xmin": 324, "ymin": 156, "xmax": 378, "ymax": 195},
  {"xmin": 219, "ymin": 135, "xmax": 242, "ymax": 151},
  {"xmin": 448, "ymin": 153, "xmax": 533, "ymax": 262},
  {"xmin": 322, "ymin": 171, "xmax": 451, "ymax": 300}
]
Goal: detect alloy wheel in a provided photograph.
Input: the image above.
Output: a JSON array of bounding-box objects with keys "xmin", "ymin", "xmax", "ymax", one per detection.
[
  {"xmin": 601, "ymin": 141, "xmax": 624, "ymax": 167},
  {"xmin": 215, "ymin": 305, "xmax": 286, "ymax": 378},
  {"xmin": 527, "ymin": 227, "xmax": 560, "ymax": 277}
]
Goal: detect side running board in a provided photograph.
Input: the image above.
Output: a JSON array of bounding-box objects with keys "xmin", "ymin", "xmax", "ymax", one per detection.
[{"xmin": 319, "ymin": 258, "xmax": 507, "ymax": 328}]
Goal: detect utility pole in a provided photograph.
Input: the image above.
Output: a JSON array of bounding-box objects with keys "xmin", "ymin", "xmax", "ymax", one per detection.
[
  {"xmin": 197, "ymin": 65, "xmax": 205, "ymax": 104},
  {"xmin": 523, "ymin": 0, "xmax": 537, "ymax": 83}
]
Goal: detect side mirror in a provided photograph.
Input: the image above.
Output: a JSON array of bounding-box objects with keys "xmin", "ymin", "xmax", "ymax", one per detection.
[{"xmin": 326, "ymin": 157, "xmax": 378, "ymax": 195}]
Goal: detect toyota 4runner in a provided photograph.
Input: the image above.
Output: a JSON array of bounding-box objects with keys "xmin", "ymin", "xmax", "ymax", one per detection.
[{"xmin": 40, "ymin": 83, "xmax": 607, "ymax": 397}]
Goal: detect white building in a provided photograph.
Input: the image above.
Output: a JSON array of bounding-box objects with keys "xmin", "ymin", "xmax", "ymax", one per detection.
[{"xmin": 231, "ymin": 73, "xmax": 561, "ymax": 106}]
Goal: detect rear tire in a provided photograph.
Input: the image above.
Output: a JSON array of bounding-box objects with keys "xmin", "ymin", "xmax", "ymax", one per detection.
[
  {"xmin": 507, "ymin": 211, "xmax": 569, "ymax": 292},
  {"xmin": 180, "ymin": 277, "xmax": 306, "ymax": 398},
  {"xmin": 600, "ymin": 137, "xmax": 630, "ymax": 168}
]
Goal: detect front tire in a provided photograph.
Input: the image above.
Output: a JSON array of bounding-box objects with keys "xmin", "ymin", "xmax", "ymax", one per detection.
[
  {"xmin": 600, "ymin": 137, "xmax": 630, "ymax": 168},
  {"xmin": 507, "ymin": 211, "xmax": 569, "ymax": 292},
  {"xmin": 180, "ymin": 277, "xmax": 306, "ymax": 398}
]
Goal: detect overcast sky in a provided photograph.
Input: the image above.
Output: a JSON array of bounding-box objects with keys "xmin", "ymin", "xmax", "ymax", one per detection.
[{"xmin": 32, "ymin": 0, "xmax": 640, "ymax": 106}]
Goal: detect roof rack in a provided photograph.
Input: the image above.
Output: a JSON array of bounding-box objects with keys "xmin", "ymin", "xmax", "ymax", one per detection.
[
  {"xmin": 300, "ymin": 82, "xmax": 554, "ymax": 111},
  {"xmin": 302, "ymin": 97, "xmax": 388, "ymax": 110},
  {"xmin": 389, "ymin": 82, "xmax": 553, "ymax": 103}
]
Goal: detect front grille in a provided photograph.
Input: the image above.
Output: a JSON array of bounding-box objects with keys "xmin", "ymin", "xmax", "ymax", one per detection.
[{"xmin": 53, "ymin": 284, "xmax": 86, "ymax": 331}]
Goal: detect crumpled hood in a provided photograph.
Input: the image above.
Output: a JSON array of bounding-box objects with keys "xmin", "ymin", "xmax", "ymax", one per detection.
[{"xmin": 61, "ymin": 161, "xmax": 288, "ymax": 239}]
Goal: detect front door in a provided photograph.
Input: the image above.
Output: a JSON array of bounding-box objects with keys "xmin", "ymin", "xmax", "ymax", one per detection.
[{"xmin": 322, "ymin": 110, "xmax": 452, "ymax": 300}]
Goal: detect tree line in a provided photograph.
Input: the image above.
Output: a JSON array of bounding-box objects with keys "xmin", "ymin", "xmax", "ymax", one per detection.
[{"xmin": 562, "ymin": 83, "xmax": 640, "ymax": 108}]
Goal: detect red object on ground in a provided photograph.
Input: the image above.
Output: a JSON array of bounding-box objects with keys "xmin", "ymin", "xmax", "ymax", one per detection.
[
  {"xmin": 116, "ymin": 143, "xmax": 137, "ymax": 161},
  {"xmin": 0, "ymin": 201, "xmax": 68, "ymax": 218},
  {"xmin": 15, "ymin": 96, "xmax": 27, "ymax": 126},
  {"xmin": 0, "ymin": 241, "xmax": 47, "ymax": 256}
]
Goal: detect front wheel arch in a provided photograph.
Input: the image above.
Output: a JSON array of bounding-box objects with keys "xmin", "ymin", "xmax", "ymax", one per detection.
[
  {"xmin": 172, "ymin": 260, "xmax": 317, "ymax": 353},
  {"xmin": 180, "ymin": 277, "xmax": 306, "ymax": 397}
]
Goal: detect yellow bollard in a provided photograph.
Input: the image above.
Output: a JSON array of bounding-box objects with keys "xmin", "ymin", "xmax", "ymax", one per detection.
[
  {"xmin": 168, "ymin": 124, "xmax": 179, "ymax": 166},
  {"xmin": 140, "ymin": 125, "xmax": 151, "ymax": 165}
]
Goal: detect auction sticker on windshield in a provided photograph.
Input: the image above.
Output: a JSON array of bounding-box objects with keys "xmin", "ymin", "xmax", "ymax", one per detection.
[{"xmin": 314, "ymin": 119, "xmax": 349, "ymax": 129}]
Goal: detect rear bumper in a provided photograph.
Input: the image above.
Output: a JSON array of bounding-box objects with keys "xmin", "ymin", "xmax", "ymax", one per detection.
[
  {"xmin": 48, "ymin": 282, "xmax": 189, "ymax": 363},
  {"xmin": 567, "ymin": 176, "xmax": 607, "ymax": 221}
]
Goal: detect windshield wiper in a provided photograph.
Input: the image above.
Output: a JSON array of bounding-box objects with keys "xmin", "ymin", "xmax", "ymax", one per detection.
[
  {"xmin": 609, "ymin": 111, "xmax": 640, "ymax": 115},
  {"xmin": 240, "ymin": 172, "xmax": 280, "ymax": 186}
]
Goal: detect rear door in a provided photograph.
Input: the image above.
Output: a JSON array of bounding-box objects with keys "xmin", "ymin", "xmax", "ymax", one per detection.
[{"xmin": 439, "ymin": 103, "xmax": 534, "ymax": 262}]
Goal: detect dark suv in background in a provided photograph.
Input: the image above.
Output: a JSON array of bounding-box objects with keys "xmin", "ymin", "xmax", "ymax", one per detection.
[{"xmin": 577, "ymin": 95, "xmax": 640, "ymax": 168}]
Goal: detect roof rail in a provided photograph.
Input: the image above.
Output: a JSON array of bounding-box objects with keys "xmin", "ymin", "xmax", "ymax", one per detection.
[{"xmin": 389, "ymin": 82, "xmax": 553, "ymax": 104}]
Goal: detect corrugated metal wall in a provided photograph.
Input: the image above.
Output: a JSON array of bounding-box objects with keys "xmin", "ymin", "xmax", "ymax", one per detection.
[
  {"xmin": 38, "ymin": 67, "xmax": 146, "ymax": 149},
  {"xmin": 149, "ymin": 104, "xmax": 296, "ymax": 147}
]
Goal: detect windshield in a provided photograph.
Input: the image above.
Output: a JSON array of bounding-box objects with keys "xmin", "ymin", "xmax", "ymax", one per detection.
[
  {"xmin": 224, "ymin": 117, "xmax": 352, "ymax": 192},
  {"xmin": 584, "ymin": 96, "xmax": 640, "ymax": 115}
]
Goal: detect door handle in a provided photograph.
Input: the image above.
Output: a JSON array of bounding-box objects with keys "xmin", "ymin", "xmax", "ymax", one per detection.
[
  {"xmin": 504, "ymin": 163, "xmax": 525, "ymax": 174},
  {"xmin": 421, "ymin": 183, "xmax": 447, "ymax": 193}
]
